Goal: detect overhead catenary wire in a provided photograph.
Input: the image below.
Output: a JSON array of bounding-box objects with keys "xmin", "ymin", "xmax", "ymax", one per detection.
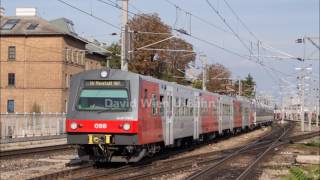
[
  {"xmin": 206, "ymin": 0, "xmax": 253, "ymax": 55},
  {"xmin": 165, "ymin": 0, "xmax": 300, "ymax": 62},
  {"xmin": 222, "ymin": 0, "xmax": 259, "ymax": 41},
  {"xmin": 131, "ymin": 36, "xmax": 175, "ymax": 52},
  {"xmin": 203, "ymin": 0, "xmax": 298, "ymax": 82},
  {"xmin": 95, "ymin": 0, "xmax": 156, "ymax": 23},
  {"xmin": 181, "ymin": 32, "xmax": 291, "ymax": 77},
  {"xmin": 222, "ymin": 0, "xmax": 299, "ymax": 60},
  {"xmin": 164, "ymin": 0, "xmax": 228, "ymax": 33},
  {"xmin": 57, "ymin": 0, "xmax": 121, "ymax": 30},
  {"xmin": 58, "ymin": 0, "xmax": 295, "ymax": 83},
  {"xmin": 136, "ymin": 48, "xmax": 195, "ymax": 53}
]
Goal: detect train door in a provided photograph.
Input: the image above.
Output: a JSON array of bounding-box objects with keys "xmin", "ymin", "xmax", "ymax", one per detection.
[
  {"xmin": 241, "ymin": 103, "xmax": 245, "ymax": 129},
  {"xmin": 218, "ymin": 100, "xmax": 223, "ymax": 134},
  {"xmin": 230, "ymin": 101, "xmax": 234, "ymax": 130},
  {"xmin": 193, "ymin": 92, "xmax": 200, "ymax": 140},
  {"xmin": 165, "ymin": 86, "xmax": 174, "ymax": 145},
  {"xmin": 242, "ymin": 103, "xmax": 249, "ymax": 129},
  {"xmin": 251, "ymin": 100, "xmax": 256, "ymax": 127}
]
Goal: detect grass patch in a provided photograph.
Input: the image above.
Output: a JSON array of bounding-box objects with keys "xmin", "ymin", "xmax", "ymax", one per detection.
[
  {"xmin": 281, "ymin": 165, "xmax": 320, "ymax": 180},
  {"xmin": 287, "ymin": 138, "xmax": 320, "ymax": 149},
  {"xmin": 305, "ymin": 139, "xmax": 320, "ymax": 148}
]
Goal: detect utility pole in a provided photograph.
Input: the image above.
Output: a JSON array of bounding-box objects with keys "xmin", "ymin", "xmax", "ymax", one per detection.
[
  {"xmin": 238, "ymin": 76, "xmax": 241, "ymax": 96},
  {"xmin": 316, "ymin": 101, "xmax": 319, "ymax": 127},
  {"xmin": 316, "ymin": 81, "xmax": 320, "ymax": 127},
  {"xmin": 295, "ymin": 36, "xmax": 307, "ymax": 132},
  {"xmin": 280, "ymin": 84, "xmax": 285, "ymax": 124},
  {"xmin": 300, "ymin": 67, "xmax": 305, "ymax": 132},
  {"xmin": 200, "ymin": 53, "xmax": 207, "ymax": 91},
  {"xmin": 121, "ymin": 0, "xmax": 129, "ymax": 71}
]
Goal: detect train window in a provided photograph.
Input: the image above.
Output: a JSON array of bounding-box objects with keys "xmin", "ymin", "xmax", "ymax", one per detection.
[
  {"xmin": 169, "ymin": 96, "xmax": 172, "ymax": 115},
  {"xmin": 176, "ymin": 97, "xmax": 180, "ymax": 106},
  {"xmin": 77, "ymin": 89, "xmax": 129, "ymax": 111},
  {"xmin": 185, "ymin": 99, "xmax": 189, "ymax": 116},
  {"xmin": 152, "ymin": 94, "xmax": 157, "ymax": 115},
  {"xmin": 160, "ymin": 95, "xmax": 164, "ymax": 116},
  {"xmin": 176, "ymin": 97, "xmax": 180, "ymax": 116},
  {"xmin": 181, "ymin": 98, "xmax": 185, "ymax": 116},
  {"xmin": 213, "ymin": 102, "xmax": 217, "ymax": 115},
  {"xmin": 144, "ymin": 89, "xmax": 148, "ymax": 108}
]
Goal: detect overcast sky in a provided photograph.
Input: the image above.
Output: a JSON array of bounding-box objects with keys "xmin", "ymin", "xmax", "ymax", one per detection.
[{"xmin": 1, "ymin": 0, "xmax": 319, "ymax": 101}]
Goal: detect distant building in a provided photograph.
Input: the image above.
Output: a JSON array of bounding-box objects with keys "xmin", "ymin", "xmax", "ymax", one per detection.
[{"xmin": 0, "ymin": 8, "xmax": 110, "ymax": 113}]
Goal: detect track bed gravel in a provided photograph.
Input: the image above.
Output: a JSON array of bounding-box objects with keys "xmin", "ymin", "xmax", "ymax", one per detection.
[{"xmin": 0, "ymin": 149, "xmax": 77, "ymax": 180}]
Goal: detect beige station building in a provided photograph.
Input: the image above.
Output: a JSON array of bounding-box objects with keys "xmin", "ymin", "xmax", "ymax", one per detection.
[{"xmin": 0, "ymin": 8, "xmax": 110, "ymax": 113}]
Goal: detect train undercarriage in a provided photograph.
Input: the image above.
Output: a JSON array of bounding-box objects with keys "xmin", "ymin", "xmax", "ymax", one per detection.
[{"xmin": 77, "ymin": 144, "xmax": 162, "ymax": 163}]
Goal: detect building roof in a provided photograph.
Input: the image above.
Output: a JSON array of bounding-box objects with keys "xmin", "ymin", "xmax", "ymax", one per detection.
[
  {"xmin": 0, "ymin": 16, "xmax": 87, "ymax": 43},
  {"xmin": 0, "ymin": 15, "xmax": 110, "ymax": 57},
  {"xmin": 49, "ymin": 17, "xmax": 77, "ymax": 35},
  {"xmin": 86, "ymin": 39, "xmax": 112, "ymax": 57}
]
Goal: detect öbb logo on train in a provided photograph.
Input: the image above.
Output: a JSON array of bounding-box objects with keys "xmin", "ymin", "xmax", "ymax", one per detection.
[{"xmin": 94, "ymin": 123, "xmax": 107, "ymax": 129}]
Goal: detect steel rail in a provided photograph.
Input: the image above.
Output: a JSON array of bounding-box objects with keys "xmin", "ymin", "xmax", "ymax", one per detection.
[
  {"xmin": 236, "ymin": 124, "xmax": 292, "ymax": 180},
  {"xmin": 0, "ymin": 144, "xmax": 73, "ymax": 158},
  {"xmin": 28, "ymin": 164, "xmax": 93, "ymax": 180},
  {"xmin": 186, "ymin": 124, "xmax": 287, "ymax": 180},
  {"xmin": 122, "ymin": 126, "xmax": 318, "ymax": 180},
  {"xmin": 113, "ymin": 127, "xmax": 277, "ymax": 180}
]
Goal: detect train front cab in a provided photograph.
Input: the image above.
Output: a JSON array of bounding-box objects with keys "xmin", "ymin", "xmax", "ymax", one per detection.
[{"xmin": 66, "ymin": 70, "xmax": 149, "ymax": 163}]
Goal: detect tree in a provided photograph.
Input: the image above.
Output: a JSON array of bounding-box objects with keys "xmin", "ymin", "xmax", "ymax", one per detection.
[
  {"xmin": 192, "ymin": 80, "xmax": 202, "ymax": 89},
  {"xmin": 198, "ymin": 63, "xmax": 232, "ymax": 93},
  {"xmin": 234, "ymin": 73, "xmax": 256, "ymax": 98},
  {"xmin": 106, "ymin": 43, "xmax": 121, "ymax": 69},
  {"xmin": 241, "ymin": 74, "xmax": 256, "ymax": 98},
  {"xmin": 128, "ymin": 13, "xmax": 195, "ymax": 83}
]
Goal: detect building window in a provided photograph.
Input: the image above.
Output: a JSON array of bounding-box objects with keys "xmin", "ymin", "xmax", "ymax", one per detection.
[
  {"xmin": 65, "ymin": 73, "xmax": 69, "ymax": 88},
  {"xmin": 1, "ymin": 19, "xmax": 19, "ymax": 30},
  {"xmin": 26, "ymin": 23, "xmax": 38, "ymax": 30},
  {"xmin": 7, "ymin": 100, "xmax": 15, "ymax": 113},
  {"xmin": 65, "ymin": 48, "xmax": 70, "ymax": 62},
  {"xmin": 67, "ymin": 22, "xmax": 75, "ymax": 33},
  {"xmin": 65, "ymin": 100, "xmax": 68, "ymax": 113},
  {"xmin": 8, "ymin": 73, "xmax": 15, "ymax": 86},
  {"xmin": 8, "ymin": 46, "xmax": 16, "ymax": 60}
]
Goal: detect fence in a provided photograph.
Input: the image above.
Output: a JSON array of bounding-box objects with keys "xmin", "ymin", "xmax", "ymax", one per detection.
[{"xmin": 0, "ymin": 113, "xmax": 66, "ymax": 143}]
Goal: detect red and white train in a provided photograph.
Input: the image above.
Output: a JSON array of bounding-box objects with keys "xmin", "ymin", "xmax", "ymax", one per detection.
[{"xmin": 66, "ymin": 69, "xmax": 273, "ymax": 162}]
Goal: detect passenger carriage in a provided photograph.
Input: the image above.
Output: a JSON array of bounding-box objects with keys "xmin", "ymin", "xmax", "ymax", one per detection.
[{"xmin": 66, "ymin": 69, "xmax": 273, "ymax": 162}]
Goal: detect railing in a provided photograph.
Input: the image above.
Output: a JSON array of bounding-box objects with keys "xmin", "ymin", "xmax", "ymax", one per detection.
[{"xmin": 0, "ymin": 113, "xmax": 66, "ymax": 143}]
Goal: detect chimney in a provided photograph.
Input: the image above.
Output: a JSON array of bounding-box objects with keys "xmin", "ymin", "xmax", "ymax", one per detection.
[
  {"xmin": 0, "ymin": 7, "xmax": 4, "ymax": 17},
  {"xmin": 16, "ymin": 7, "xmax": 37, "ymax": 16}
]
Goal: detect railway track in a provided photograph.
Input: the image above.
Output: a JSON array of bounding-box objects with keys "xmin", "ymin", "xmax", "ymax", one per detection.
[
  {"xmin": 69, "ymin": 126, "xmax": 277, "ymax": 180},
  {"xmin": 0, "ymin": 144, "xmax": 74, "ymax": 159},
  {"xmin": 116, "ymin": 125, "xmax": 282, "ymax": 180},
  {"xmin": 28, "ymin": 123, "xmax": 318, "ymax": 180},
  {"xmin": 29, "ymin": 127, "xmax": 269, "ymax": 180},
  {"xmin": 186, "ymin": 123, "xmax": 293, "ymax": 180}
]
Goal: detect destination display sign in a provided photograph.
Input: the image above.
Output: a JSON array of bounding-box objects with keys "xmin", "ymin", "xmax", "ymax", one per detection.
[{"xmin": 84, "ymin": 80, "xmax": 126, "ymax": 87}]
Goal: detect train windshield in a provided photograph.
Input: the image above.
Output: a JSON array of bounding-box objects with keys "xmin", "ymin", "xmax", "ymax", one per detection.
[{"xmin": 77, "ymin": 89, "xmax": 129, "ymax": 111}]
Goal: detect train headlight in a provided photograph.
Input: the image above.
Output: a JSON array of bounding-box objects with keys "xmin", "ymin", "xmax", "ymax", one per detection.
[
  {"xmin": 100, "ymin": 70, "xmax": 108, "ymax": 78},
  {"xmin": 123, "ymin": 123, "xmax": 131, "ymax": 131},
  {"xmin": 70, "ymin": 122, "xmax": 78, "ymax": 130}
]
